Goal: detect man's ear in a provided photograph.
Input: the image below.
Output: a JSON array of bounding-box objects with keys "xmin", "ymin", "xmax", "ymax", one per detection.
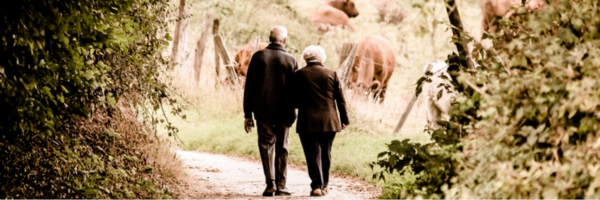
[{"xmin": 282, "ymin": 38, "xmax": 287, "ymax": 45}]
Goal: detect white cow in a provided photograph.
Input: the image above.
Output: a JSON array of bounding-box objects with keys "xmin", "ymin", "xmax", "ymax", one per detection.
[{"xmin": 422, "ymin": 60, "xmax": 456, "ymax": 129}]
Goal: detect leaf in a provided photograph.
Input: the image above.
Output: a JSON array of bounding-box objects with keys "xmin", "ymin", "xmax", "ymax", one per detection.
[
  {"xmin": 511, "ymin": 54, "xmax": 528, "ymax": 67},
  {"xmin": 389, "ymin": 155, "xmax": 398, "ymax": 167}
]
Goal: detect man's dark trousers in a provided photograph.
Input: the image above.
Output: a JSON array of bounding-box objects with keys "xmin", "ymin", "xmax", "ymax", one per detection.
[
  {"xmin": 257, "ymin": 120, "xmax": 289, "ymax": 189},
  {"xmin": 298, "ymin": 132, "xmax": 336, "ymax": 190}
]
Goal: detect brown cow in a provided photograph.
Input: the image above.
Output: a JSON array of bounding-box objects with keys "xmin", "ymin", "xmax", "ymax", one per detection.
[
  {"xmin": 309, "ymin": 0, "xmax": 359, "ymax": 32},
  {"xmin": 233, "ymin": 42, "xmax": 268, "ymax": 87},
  {"xmin": 348, "ymin": 35, "xmax": 396, "ymax": 102},
  {"xmin": 481, "ymin": 0, "xmax": 546, "ymax": 33}
]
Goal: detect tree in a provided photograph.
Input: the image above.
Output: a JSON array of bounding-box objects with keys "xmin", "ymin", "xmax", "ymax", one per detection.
[
  {"xmin": 373, "ymin": 0, "xmax": 600, "ymax": 198},
  {"xmin": 0, "ymin": 0, "xmax": 181, "ymax": 198}
]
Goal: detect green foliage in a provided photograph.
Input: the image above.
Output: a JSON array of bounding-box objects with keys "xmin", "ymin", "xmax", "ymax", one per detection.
[
  {"xmin": 372, "ymin": 53, "xmax": 471, "ymax": 198},
  {"xmin": 372, "ymin": 124, "xmax": 468, "ymax": 198},
  {"xmin": 0, "ymin": 0, "xmax": 167, "ymax": 133},
  {"xmin": 0, "ymin": 0, "xmax": 182, "ymax": 198},
  {"xmin": 374, "ymin": 0, "xmax": 600, "ymax": 198}
]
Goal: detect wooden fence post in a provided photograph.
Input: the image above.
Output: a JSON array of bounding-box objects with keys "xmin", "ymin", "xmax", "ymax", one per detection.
[
  {"xmin": 393, "ymin": 93, "xmax": 419, "ymax": 134},
  {"xmin": 211, "ymin": 18, "xmax": 238, "ymax": 88},
  {"xmin": 193, "ymin": 13, "xmax": 212, "ymax": 83},
  {"xmin": 393, "ymin": 64, "xmax": 435, "ymax": 134},
  {"xmin": 213, "ymin": 18, "xmax": 222, "ymax": 81},
  {"xmin": 214, "ymin": 36, "xmax": 238, "ymax": 87},
  {"xmin": 169, "ymin": 0, "xmax": 188, "ymax": 71},
  {"xmin": 337, "ymin": 43, "xmax": 358, "ymax": 87}
]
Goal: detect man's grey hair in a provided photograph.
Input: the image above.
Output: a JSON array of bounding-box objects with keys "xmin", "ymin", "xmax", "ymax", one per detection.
[
  {"xmin": 269, "ymin": 26, "xmax": 288, "ymax": 43},
  {"xmin": 302, "ymin": 45, "xmax": 327, "ymax": 63}
]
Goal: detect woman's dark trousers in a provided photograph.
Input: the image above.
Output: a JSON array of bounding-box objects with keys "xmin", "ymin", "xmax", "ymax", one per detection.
[{"xmin": 299, "ymin": 132, "xmax": 336, "ymax": 190}]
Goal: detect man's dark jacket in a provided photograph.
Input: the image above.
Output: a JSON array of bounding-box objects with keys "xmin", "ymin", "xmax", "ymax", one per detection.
[
  {"xmin": 294, "ymin": 61, "xmax": 349, "ymax": 133},
  {"xmin": 244, "ymin": 43, "xmax": 298, "ymax": 127}
]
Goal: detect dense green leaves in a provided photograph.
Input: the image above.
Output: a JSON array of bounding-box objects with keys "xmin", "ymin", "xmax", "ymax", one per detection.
[
  {"xmin": 0, "ymin": 0, "xmax": 180, "ymax": 198},
  {"xmin": 374, "ymin": 0, "xmax": 600, "ymax": 198},
  {"xmin": 0, "ymin": 0, "xmax": 172, "ymax": 134}
]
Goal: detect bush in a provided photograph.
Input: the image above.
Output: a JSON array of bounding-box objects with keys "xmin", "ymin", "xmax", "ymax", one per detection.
[
  {"xmin": 371, "ymin": 54, "xmax": 469, "ymax": 199},
  {"xmin": 0, "ymin": 0, "xmax": 183, "ymax": 198},
  {"xmin": 372, "ymin": 0, "xmax": 600, "ymax": 198}
]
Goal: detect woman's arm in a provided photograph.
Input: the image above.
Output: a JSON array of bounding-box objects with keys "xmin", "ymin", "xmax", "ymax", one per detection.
[{"xmin": 333, "ymin": 72, "xmax": 350, "ymax": 127}]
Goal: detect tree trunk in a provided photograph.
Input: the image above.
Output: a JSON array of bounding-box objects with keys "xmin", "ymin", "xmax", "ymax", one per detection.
[
  {"xmin": 193, "ymin": 13, "xmax": 212, "ymax": 83},
  {"xmin": 169, "ymin": 0, "xmax": 187, "ymax": 71},
  {"xmin": 444, "ymin": 0, "xmax": 474, "ymax": 69},
  {"xmin": 177, "ymin": 19, "xmax": 189, "ymax": 77}
]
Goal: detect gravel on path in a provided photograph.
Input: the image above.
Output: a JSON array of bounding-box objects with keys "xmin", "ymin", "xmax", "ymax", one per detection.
[{"xmin": 175, "ymin": 150, "xmax": 380, "ymax": 199}]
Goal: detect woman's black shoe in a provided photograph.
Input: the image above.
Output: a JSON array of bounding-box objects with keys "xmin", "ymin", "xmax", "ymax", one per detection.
[{"xmin": 262, "ymin": 181, "xmax": 277, "ymax": 196}]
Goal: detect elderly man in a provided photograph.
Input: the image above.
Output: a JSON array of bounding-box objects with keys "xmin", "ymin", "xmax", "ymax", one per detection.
[
  {"xmin": 243, "ymin": 26, "xmax": 298, "ymax": 196},
  {"xmin": 294, "ymin": 45, "xmax": 349, "ymax": 197}
]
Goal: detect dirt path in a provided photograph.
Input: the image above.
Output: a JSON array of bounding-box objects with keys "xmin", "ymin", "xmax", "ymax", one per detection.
[{"xmin": 175, "ymin": 150, "xmax": 380, "ymax": 199}]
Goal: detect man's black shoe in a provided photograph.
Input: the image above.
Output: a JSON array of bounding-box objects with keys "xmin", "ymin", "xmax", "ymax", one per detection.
[
  {"xmin": 263, "ymin": 181, "xmax": 277, "ymax": 196},
  {"xmin": 310, "ymin": 188, "xmax": 323, "ymax": 197},
  {"xmin": 275, "ymin": 188, "xmax": 294, "ymax": 196}
]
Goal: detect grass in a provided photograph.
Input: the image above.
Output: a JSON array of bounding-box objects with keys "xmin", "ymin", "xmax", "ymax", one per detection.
[
  {"xmin": 158, "ymin": 88, "xmax": 429, "ymax": 184},
  {"xmin": 160, "ymin": 0, "xmax": 485, "ymax": 187}
]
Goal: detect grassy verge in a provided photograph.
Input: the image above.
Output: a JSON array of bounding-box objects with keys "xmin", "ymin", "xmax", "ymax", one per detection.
[{"xmin": 158, "ymin": 87, "xmax": 430, "ymax": 185}]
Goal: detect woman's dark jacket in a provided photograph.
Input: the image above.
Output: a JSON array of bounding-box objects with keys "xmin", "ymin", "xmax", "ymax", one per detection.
[{"xmin": 294, "ymin": 62, "xmax": 349, "ymax": 133}]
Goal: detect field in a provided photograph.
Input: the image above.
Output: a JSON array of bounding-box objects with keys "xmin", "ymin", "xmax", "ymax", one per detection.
[{"xmin": 160, "ymin": 0, "xmax": 485, "ymax": 184}]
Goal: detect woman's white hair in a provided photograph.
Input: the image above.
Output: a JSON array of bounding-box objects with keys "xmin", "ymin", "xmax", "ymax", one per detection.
[{"xmin": 302, "ymin": 45, "xmax": 327, "ymax": 63}]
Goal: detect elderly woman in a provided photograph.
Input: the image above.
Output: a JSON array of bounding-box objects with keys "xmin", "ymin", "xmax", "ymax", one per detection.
[{"xmin": 294, "ymin": 45, "xmax": 350, "ymax": 197}]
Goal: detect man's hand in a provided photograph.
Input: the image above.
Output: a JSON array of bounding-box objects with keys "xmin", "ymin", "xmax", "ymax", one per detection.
[
  {"xmin": 244, "ymin": 118, "xmax": 255, "ymax": 133},
  {"xmin": 341, "ymin": 123, "xmax": 348, "ymax": 131}
]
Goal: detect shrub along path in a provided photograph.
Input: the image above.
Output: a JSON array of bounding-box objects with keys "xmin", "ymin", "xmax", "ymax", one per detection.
[{"xmin": 175, "ymin": 150, "xmax": 379, "ymax": 199}]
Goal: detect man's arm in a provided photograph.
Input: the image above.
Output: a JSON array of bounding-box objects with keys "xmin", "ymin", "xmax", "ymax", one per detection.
[
  {"xmin": 292, "ymin": 58, "xmax": 299, "ymax": 71},
  {"xmin": 243, "ymin": 53, "xmax": 261, "ymax": 119},
  {"xmin": 292, "ymin": 71, "xmax": 302, "ymax": 109},
  {"xmin": 288, "ymin": 58, "xmax": 300, "ymax": 108},
  {"xmin": 333, "ymin": 72, "xmax": 350, "ymax": 128}
]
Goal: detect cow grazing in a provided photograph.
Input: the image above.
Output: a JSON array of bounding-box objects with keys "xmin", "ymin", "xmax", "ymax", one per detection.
[
  {"xmin": 348, "ymin": 35, "xmax": 396, "ymax": 102},
  {"xmin": 233, "ymin": 42, "xmax": 268, "ymax": 87},
  {"xmin": 309, "ymin": 0, "xmax": 359, "ymax": 32},
  {"xmin": 481, "ymin": 0, "xmax": 546, "ymax": 34},
  {"xmin": 421, "ymin": 60, "xmax": 456, "ymax": 129}
]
